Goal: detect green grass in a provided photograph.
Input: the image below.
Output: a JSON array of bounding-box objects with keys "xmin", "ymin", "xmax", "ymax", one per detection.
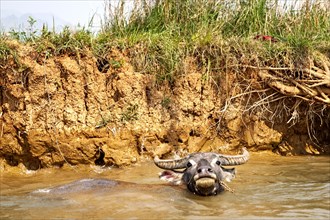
[
  {"xmin": 1, "ymin": 0, "xmax": 329, "ymax": 81},
  {"xmin": 121, "ymin": 104, "xmax": 139, "ymax": 122},
  {"xmin": 0, "ymin": 39, "xmax": 13, "ymax": 61},
  {"xmin": 103, "ymin": 0, "xmax": 329, "ymax": 83}
]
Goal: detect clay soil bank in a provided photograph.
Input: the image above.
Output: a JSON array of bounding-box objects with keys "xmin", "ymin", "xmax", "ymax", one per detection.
[{"xmin": 1, "ymin": 41, "xmax": 329, "ymax": 170}]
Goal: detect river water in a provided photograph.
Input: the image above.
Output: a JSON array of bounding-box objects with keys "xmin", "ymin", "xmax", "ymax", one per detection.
[{"xmin": 1, "ymin": 153, "xmax": 329, "ymax": 219}]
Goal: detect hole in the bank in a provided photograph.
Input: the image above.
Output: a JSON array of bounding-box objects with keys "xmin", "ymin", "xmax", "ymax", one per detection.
[
  {"xmin": 178, "ymin": 138, "xmax": 183, "ymax": 143},
  {"xmin": 97, "ymin": 58, "xmax": 110, "ymax": 73},
  {"xmin": 95, "ymin": 148, "xmax": 105, "ymax": 166},
  {"xmin": 5, "ymin": 155, "xmax": 19, "ymax": 166},
  {"xmin": 189, "ymin": 129, "xmax": 195, "ymax": 136},
  {"xmin": 23, "ymin": 158, "xmax": 41, "ymax": 170}
]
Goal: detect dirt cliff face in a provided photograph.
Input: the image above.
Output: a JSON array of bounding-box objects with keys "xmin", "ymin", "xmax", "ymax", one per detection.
[{"xmin": 0, "ymin": 41, "xmax": 329, "ymax": 170}]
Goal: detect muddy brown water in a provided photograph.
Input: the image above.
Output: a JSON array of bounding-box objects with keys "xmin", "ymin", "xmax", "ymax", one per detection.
[{"xmin": 1, "ymin": 153, "xmax": 329, "ymax": 219}]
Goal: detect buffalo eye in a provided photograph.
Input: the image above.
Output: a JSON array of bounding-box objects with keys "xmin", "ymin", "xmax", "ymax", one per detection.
[
  {"xmin": 187, "ymin": 162, "xmax": 192, "ymax": 168},
  {"xmin": 216, "ymin": 161, "xmax": 221, "ymax": 166}
]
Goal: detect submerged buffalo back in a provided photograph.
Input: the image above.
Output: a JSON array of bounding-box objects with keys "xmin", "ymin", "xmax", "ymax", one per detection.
[{"xmin": 32, "ymin": 179, "xmax": 119, "ymax": 195}]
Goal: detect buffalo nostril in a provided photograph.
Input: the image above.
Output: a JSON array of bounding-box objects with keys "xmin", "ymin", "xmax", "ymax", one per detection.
[{"xmin": 198, "ymin": 168, "xmax": 213, "ymax": 173}]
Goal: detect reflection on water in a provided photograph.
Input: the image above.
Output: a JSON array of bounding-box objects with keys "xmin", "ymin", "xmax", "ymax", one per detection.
[{"xmin": 1, "ymin": 153, "xmax": 329, "ymax": 219}]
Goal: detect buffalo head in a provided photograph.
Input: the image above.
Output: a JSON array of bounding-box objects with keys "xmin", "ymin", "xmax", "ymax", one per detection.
[{"xmin": 154, "ymin": 148, "xmax": 249, "ymax": 196}]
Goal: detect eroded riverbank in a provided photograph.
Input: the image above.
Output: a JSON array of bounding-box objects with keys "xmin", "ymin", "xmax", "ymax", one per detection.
[{"xmin": 1, "ymin": 40, "xmax": 329, "ymax": 170}]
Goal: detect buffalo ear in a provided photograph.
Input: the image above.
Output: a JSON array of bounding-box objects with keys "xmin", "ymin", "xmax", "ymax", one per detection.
[
  {"xmin": 221, "ymin": 167, "xmax": 236, "ymax": 182},
  {"xmin": 159, "ymin": 170, "xmax": 183, "ymax": 185}
]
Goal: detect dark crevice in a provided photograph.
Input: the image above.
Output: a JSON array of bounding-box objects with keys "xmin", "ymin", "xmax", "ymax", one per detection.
[
  {"xmin": 0, "ymin": 86, "xmax": 3, "ymax": 105},
  {"xmin": 95, "ymin": 148, "xmax": 105, "ymax": 166},
  {"xmin": 97, "ymin": 58, "xmax": 110, "ymax": 73},
  {"xmin": 5, "ymin": 155, "xmax": 19, "ymax": 166},
  {"xmin": 137, "ymin": 144, "xmax": 147, "ymax": 156},
  {"xmin": 113, "ymin": 89, "xmax": 122, "ymax": 102},
  {"xmin": 189, "ymin": 129, "xmax": 195, "ymax": 136},
  {"xmin": 55, "ymin": 61, "xmax": 69, "ymax": 82},
  {"xmin": 13, "ymin": 125, "xmax": 41, "ymax": 170},
  {"xmin": 145, "ymin": 86, "xmax": 152, "ymax": 106},
  {"xmin": 21, "ymin": 69, "xmax": 30, "ymax": 91},
  {"xmin": 83, "ymin": 82, "xmax": 89, "ymax": 112}
]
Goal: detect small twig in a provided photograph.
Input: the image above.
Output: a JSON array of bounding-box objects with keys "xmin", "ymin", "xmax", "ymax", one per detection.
[
  {"xmin": 292, "ymin": 94, "xmax": 313, "ymax": 102},
  {"xmin": 222, "ymin": 88, "xmax": 271, "ymax": 104},
  {"xmin": 220, "ymin": 181, "xmax": 234, "ymax": 193},
  {"xmin": 296, "ymin": 79, "xmax": 323, "ymax": 83},
  {"xmin": 308, "ymin": 81, "xmax": 330, "ymax": 88}
]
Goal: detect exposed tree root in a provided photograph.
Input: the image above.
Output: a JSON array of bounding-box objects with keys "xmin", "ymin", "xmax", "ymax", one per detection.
[{"xmin": 255, "ymin": 62, "xmax": 330, "ymax": 104}]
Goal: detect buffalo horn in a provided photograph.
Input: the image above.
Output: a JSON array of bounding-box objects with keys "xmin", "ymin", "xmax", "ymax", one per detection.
[
  {"xmin": 154, "ymin": 156, "xmax": 188, "ymax": 170},
  {"xmin": 218, "ymin": 147, "xmax": 250, "ymax": 166}
]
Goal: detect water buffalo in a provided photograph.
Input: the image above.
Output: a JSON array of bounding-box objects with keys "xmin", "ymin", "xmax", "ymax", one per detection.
[
  {"xmin": 31, "ymin": 148, "xmax": 249, "ymax": 197},
  {"xmin": 154, "ymin": 148, "xmax": 249, "ymax": 196}
]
